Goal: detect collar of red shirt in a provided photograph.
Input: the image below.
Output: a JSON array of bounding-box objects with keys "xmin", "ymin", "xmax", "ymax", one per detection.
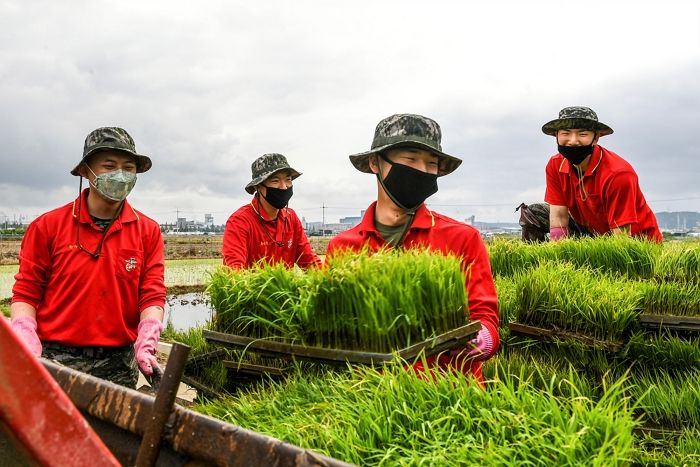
[
  {"xmin": 356, "ymin": 201, "xmax": 435, "ymax": 237},
  {"xmin": 250, "ymin": 195, "xmax": 289, "ymax": 222},
  {"xmin": 71, "ymin": 188, "xmax": 139, "ymax": 225},
  {"xmin": 558, "ymin": 145, "xmax": 605, "ymax": 177}
]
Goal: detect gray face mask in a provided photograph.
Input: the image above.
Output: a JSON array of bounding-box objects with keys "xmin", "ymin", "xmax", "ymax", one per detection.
[{"xmin": 88, "ymin": 167, "xmax": 137, "ymax": 202}]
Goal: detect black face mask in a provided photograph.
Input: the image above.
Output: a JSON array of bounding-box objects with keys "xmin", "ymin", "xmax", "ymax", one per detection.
[
  {"xmin": 261, "ymin": 186, "xmax": 293, "ymax": 209},
  {"xmin": 558, "ymin": 144, "xmax": 593, "ymax": 166},
  {"xmin": 378, "ymin": 154, "xmax": 438, "ymax": 211}
]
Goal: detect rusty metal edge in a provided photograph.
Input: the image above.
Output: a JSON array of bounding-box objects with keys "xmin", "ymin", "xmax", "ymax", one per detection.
[
  {"xmin": 507, "ymin": 322, "xmax": 623, "ymax": 353},
  {"xmin": 42, "ymin": 360, "xmax": 353, "ymax": 467}
]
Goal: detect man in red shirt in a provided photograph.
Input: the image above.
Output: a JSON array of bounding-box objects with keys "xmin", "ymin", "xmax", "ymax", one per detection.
[
  {"xmin": 11, "ymin": 127, "xmax": 166, "ymax": 388},
  {"xmin": 519, "ymin": 106, "xmax": 661, "ymax": 242},
  {"xmin": 222, "ymin": 153, "xmax": 321, "ymax": 270},
  {"xmin": 327, "ymin": 114, "xmax": 499, "ymax": 383}
]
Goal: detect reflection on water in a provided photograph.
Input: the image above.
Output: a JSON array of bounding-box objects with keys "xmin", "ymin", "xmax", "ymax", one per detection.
[{"xmin": 164, "ymin": 292, "xmax": 214, "ymax": 331}]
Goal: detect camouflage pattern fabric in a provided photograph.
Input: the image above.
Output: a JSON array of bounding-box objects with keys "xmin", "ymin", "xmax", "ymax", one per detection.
[
  {"xmin": 71, "ymin": 126, "xmax": 152, "ymax": 176},
  {"xmin": 349, "ymin": 113, "xmax": 463, "ymax": 177},
  {"xmin": 245, "ymin": 153, "xmax": 302, "ymax": 194},
  {"xmin": 516, "ymin": 202, "xmax": 591, "ymax": 242},
  {"xmin": 42, "ymin": 342, "xmax": 139, "ymax": 388},
  {"xmin": 541, "ymin": 106, "xmax": 614, "ymax": 136}
]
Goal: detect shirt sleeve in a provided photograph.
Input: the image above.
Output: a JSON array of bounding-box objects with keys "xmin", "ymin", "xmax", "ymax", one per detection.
[
  {"xmin": 139, "ymin": 223, "xmax": 166, "ymax": 311},
  {"xmin": 462, "ymin": 232, "xmax": 500, "ymax": 357},
  {"xmin": 603, "ymin": 171, "xmax": 640, "ymax": 229},
  {"xmin": 544, "ymin": 157, "xmax": 567, "ymax": 206},
  {"xmin": 12, "ymin": 220, "xmax": 51, "ymax": 308},
  {"xmin": 222, "ymin": 214, "xmax": 250, "ymax": 269}
]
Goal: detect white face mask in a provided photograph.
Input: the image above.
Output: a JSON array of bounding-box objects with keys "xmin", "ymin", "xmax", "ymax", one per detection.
[{"xmin": 88, "ymin": 167, "xmax": 137, "ymax": 202}]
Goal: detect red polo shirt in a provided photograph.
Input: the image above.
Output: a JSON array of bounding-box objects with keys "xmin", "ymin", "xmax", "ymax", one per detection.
[
  {"xmin": 545, "ymin": 145, "xmax": 662, "ymax": 242},
  {"xmin": 222, "ymin": 196, "xmax": 322, "ymax": 270},
  {"xmin": 327, "ymin": 202, "xmax": 499, "ymax": 382},
  {"xmin": 12, "ymin": 189, "xmax": 166, "ymax": 347}
]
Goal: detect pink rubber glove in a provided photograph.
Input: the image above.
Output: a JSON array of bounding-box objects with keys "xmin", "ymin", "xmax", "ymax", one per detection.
[
  {"xmin": 465, "ymin": 325, "xmax": 494, "ymax": 361},
  {"xmin": 550, "ymin": 226, "xmax": 569, "ymax": 241},
  {"xmin": 134, "ymin": 318, "xmax": 163, "ymax": 376},
  {"xmin": 448, "ymin": 325, "xmax": 494, "ymax": 362},
  {"xmin": 11, "ymin": 316, "xmax": 42, "ymax": 357}
]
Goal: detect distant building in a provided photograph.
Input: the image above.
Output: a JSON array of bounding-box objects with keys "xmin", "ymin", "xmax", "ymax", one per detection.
[
  {"xmin": 306, "ymin": 222, "xmax": 353, "ymax": 236},
  {"xmin": 204, "ymin": 213, "xmax": 214, "ymax": 228},
  {"xmin": 339, "ymin": 216, "xmax": 361, "ymax": 225}
]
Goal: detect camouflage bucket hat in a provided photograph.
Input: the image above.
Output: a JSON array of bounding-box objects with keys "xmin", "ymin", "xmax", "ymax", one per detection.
[
  {"xmin": 71, "ymin": 127, "xmax": 152, "ymax": 176},
  {"xmin": 245, "ymin": 153, "xmax": 301, "ymax": 194},
  {"xmin": 542, "ymin": 106, "xmax": 614, "ymax": 136},
  {"xmin": 349, "ymin": 113, "xmax": 462, "ymax": 177}
]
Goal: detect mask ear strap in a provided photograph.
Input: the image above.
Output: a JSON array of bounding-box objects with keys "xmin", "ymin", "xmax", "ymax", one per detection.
[{"xmin": 375, "ymin": 153, "xmax": 410, "ymax": 211}]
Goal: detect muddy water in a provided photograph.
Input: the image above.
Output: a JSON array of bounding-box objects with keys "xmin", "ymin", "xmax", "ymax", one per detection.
[{"xmin": 164, "ymin": 292, "xmax": 214, "ymax": 331}]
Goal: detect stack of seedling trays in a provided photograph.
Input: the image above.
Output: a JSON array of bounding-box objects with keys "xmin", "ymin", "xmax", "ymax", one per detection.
[
  {"xmin": 184, "ymin": 248, "xmax": 479, "ymax": 396},
  {"xmin": 488, "ymin": 236, "xmax": 700, "ymax": 463}
]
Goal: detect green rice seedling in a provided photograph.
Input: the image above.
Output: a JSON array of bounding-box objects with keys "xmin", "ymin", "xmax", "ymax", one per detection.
[
  {"xmin": 488, "ymin": 238, "xmax": 558, "ymax": 277},
  {"xmin": 208, "ymin": 249, "xmax": 468, "ymax": 353},
  {"xmin": 208, "ymin": 262, "xmax": 313, "ymax": 340},
  {"xmin": 160, "ymin": 325, "xmax": 211, "ymax": 356},
  {"xmin": 488, "ymin": 236, "xmax": 660, "ymax": 279},
  {"xmin": 654, "ymin": 239, "xmax": 700, "ymax": 284},
  {"xmin": 483, "ymin": 349, "xmax": 600, "ymax": 400},
  {"xmin": 309, "ymin": 248, "xmax": 467, "ymax": 351},
  {"xmin": 637, "ymin": 280, "xmax": 700, "ymax": 316},
  {"xmin": 622, "ymin": 332, "xmax": 700, "ymax": 376},
  {"xmin": 553, "ymin": 236, "xmax": 659, "ymax": 280},
  {"xmin": 632, "ymin": 429, "xmax": 700, "ymax": 466},
  {"xmin": 507, "ymin": 336, "xmax": 616, "ymax": 382},
  {"xmin": 631, "ymin": 369, "xmax": 700, "ymax": 430},
  {"xmin": 165, "ymin": 258, "xmax": 220, "ymax": 286},
  {"xmin": 514, "ymin": 262, "xmax": 642, "ymax": 342},
  {"xmin": 495, "ymin": 275, "xmax": 518, "ymax": 326},
  {"xmin": 195, "ymin": 360, "xmax": 636, "ymax": 466},
  {"xmin": 676, "ymin": 430, "xmax": 700, "ymax": 461}
]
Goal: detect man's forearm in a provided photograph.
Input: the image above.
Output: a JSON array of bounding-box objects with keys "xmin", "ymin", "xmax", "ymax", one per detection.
[
  {"xmin": 549, "ymin": 205, "xmax": 570, "ymax": 229},
  {"xmin": 10, "ymin": 301, "xmax": 37, "ymax": 319},
  {"xmin": 140, "ymin": 305, "xmax": 164, "ymax": 322}
]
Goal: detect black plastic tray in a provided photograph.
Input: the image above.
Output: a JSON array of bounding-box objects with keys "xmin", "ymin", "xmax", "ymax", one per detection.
[
  {"xmin": 202, "ymin": 320, "xmax": 481, "ymax": 366},
  {"xmin": 639, "ymin": 314, "xmax": 700, "ymax": 332},
  {"xmin": 508, "ymin": 321, "xmax": 623, "ymax": 352}
]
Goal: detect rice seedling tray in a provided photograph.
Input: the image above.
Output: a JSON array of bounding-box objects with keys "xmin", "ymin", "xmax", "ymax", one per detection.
[
  {"xmin": 507, "ymin": 321, "xmax": 623, "ymax": 353},
  {"xmin": 180, "ymin": 374, "xmax": 224, "ymax": 399},
  {"xmin": 639, "ymin": 314, "xmax": 700, "ymax": 333},
  {"xmin": 222, "ymin": 360, "xmax": 289, "ymax": 377},
  {"xmin": 184, "ymin": 348, "xmax": 228, "ymax": 369},
  {"xmin": 202, "ymin": 320, "xmax": 481, "ymax": 366}
]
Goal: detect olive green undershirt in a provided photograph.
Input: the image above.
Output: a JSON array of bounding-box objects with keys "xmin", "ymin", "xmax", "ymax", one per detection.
[{"xmin": 374, "ymin": 219, "xmax": 406, "ymax": 248}]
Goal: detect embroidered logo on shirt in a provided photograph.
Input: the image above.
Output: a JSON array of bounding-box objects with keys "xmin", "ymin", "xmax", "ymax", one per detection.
[
  {"xmin": 125, "ymin": 257, "xmax": 138, "ymax": 272},
  {"xmin": 287, "ymin": 239, "xmax": 293, "ymax": 249}
]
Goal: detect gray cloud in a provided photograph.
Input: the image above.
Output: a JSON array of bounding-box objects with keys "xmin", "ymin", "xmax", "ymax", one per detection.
[{"xmin": 1, "ymin": 1, "xmax": 698, "ymax": 226}]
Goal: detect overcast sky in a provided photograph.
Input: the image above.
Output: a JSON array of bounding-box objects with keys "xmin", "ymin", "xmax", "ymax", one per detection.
[{"xmin": 1, "ymin": 0, "xmax": 698, "ymax": 226}]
